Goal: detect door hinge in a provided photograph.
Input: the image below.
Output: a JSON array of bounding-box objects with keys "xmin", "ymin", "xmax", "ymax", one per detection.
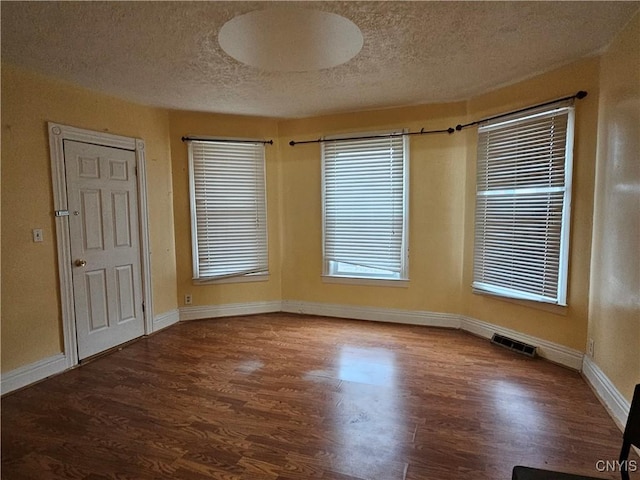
[
  {"xmin": 135, "ymin": 166, "xmax": 138, "ymax": 176},
  {"xmin": 142, "ymin": 301, "xmax": 145, "ymax": 313}
]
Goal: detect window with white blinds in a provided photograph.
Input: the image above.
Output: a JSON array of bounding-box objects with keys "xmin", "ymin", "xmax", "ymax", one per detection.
[
  {"xmin": 188, "ymin": 140, "xmax": 268, "ymax": 281},
  {"xmin": 322, "ymin": 132, "xmax": 409, "ymax": 280},
  {"xmin": 473, "ymin": 102, "xmax": 575, "ymax": 305}
]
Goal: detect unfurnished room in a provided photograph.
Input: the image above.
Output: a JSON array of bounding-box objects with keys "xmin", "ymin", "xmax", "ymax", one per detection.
[{"xmin": 1, "ymin": 1, "xmax": 639, "ymax": 479}]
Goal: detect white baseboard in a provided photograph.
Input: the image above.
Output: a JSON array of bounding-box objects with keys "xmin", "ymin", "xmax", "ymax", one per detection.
[
  {"xmin": 282, "ymin": 300, "xmax": 582, "ymax": 369},
  {"xmin": 582, "ymin": 355, "xmax": 631, "ymax": 430},
  {"xmin": 460, "ymin": 315, "xmax": 584, "ymax": 370},
  {"xmin": 7, "ymin": 300, "xmax": 629, "ymax": 442},
  {"xmin": 179, "ymin": 300, "xmax": 282, "ymax": 321},
  {"xmin": 282, "ymin": 300, "xmax": 461, "ymax": 328},
  {"xmin": 1, "ymin": 353, "xmax": 67, "ymax": 395},
  {"xmin": 153, "ymin": 309, "xmax": 179, "ymax": 332}
]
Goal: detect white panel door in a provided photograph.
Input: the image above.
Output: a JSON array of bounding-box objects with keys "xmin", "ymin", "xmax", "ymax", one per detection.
[{"xmin": 64, "ymin": 140, "xmax": 144, "ymax": 360}]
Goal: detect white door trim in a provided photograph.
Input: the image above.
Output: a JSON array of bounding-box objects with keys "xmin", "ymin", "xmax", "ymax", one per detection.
[{"xmin": 48, "ymin": 123, "xmax": 154, "ymax": 368}]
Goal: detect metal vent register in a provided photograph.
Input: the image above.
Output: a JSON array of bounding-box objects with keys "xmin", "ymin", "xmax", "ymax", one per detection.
[{"xmin": 491, "ymin": 333, "xmax": 537, "ymax": 358}]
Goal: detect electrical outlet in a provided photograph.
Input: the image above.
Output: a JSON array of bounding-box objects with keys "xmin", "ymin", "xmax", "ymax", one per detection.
[
  {"xmin": 184, "ymin": 294, "xmax": 192, "ymax": 305},
  {"xmin": 33, "ymin": 229, "xmax": 43, "ymax": 242},
  {"xmin": 587, "ymin": 338, "xmax": 594, "ymax": 357}
]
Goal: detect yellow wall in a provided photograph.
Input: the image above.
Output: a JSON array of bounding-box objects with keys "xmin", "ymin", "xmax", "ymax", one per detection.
[
  {"xmin": 460, "ymin": 58, "xmax": 601, "ymax": 351},
  {"xmin": 279, "ymin": 103, "xmax": 468, "ymax": 313},
  {"xmin": 1, "ymin": 64, "xmax": 177, "ymax": 372},
  {"xmin": 3, "ymin": 27, "xmax": 637, "ymax": 403},
  {"xmin": 589, "ymin": 13, "xmax": 640, "ymax": 402},
  {"xmin": 168, "ymin": 111, "xmax": 282, "ymax": 307},
  {"xmin": 279, "ymin": 58, "xmax": 604, "ymax": 354}
]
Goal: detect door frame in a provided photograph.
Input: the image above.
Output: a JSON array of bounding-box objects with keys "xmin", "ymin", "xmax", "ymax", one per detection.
[{"xmin": 48, "ymin": 122, "xmax": 154, "ymax": 368}]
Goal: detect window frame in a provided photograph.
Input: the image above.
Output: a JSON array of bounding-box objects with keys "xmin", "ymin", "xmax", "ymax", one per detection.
[
  {"xmin": 187, "ymin": 138, "xmax": 269, "ymax": 283},
  {"xmin": 321, "ymin": 130, "xmax": 410, "ymax": 283},
  {"xmin": 472, "ymin": 102, "xmax": 575, "ymax": 306}
]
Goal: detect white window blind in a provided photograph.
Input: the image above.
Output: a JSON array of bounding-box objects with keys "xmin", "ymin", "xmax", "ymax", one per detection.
[
  {"xmin": 473, "ymin": 102, "xmax": 574, "ymax": 305},
  {"xmin": 322, "ymin": 132, "xmax": 409, "ymax": 280},
  {"xmin": 188, "ymin": 140, "xmax": 268, "ymax": 280}
]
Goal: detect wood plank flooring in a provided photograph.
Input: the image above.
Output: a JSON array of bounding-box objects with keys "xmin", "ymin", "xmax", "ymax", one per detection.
[{"xmin": 2, "ymin": 313, "xmax": 636, "ymax": 479}]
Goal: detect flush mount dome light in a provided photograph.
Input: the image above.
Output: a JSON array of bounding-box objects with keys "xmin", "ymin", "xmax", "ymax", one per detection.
[{"xmin": 218, "ymin": 7, "xmax": 363, "ymax": 72}]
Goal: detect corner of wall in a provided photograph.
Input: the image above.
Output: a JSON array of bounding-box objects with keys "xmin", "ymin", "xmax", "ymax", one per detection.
[{"xmin": 586, "ymin": 10, "xmax": 640, "ymax": 405}]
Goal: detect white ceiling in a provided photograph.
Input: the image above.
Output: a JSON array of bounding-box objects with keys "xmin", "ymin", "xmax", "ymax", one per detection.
[{"xmin": 2, "ymin": 1, "xmax": 638, "ymax": 118}]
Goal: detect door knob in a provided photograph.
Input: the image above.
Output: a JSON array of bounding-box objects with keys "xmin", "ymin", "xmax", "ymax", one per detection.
[{"xmin": 75, "ymin": 259, "xmax": 87, "ymax": 267}]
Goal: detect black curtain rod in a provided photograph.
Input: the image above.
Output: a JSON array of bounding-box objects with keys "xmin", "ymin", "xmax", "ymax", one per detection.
[
  {"xmin": 289, "ymin": 127, "xmax": 455, "ymax": 146},
  {"xmin": 455, "ymin": 90, "xmax": 588, "ymax": 131},
  {"xmin": 182, "ymin": 90, "xmax": 587, "ymax": 145},
  {"xmin": 182, "ymin": 136, "xmax": 273, "ymax": 145}
]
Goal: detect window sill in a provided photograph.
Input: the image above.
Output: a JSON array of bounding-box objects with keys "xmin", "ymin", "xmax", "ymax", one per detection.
[
  {"xmin": 472, "ymin": 288, "xmax": 568, "ymax": 316},
  {"xmin": 194, "ymin": 274, "xmax": 270, "ymax": 285},
  {"xmin": 322, "ymin": 275, "xmax": 409, "ymax": 288}
]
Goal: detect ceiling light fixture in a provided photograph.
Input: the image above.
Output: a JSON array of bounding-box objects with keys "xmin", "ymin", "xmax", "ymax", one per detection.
[{"xmin": 218, "ymin": 7, "xmax": 363, "ymax": 72}]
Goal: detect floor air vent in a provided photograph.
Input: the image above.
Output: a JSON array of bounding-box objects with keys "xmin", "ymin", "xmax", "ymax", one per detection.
[{"xmin": 491, "ymin": 333, "xmax": 537, "ymax": 358}]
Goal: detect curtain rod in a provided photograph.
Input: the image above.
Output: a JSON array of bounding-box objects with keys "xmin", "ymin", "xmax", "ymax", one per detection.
[
  {"xmin": 288, "ymin": 127, "xmax": 455, "ymax": 146},
  {"xmin": 182, "ymin": 136, "xmax": 273, "ymax": 145},
  {"xmin": 183, "ymin": 90, "xmax": 587, "ymax": 145},
  {"xmin": 455, "ymin": 90, "xmax": 588, "ymax": 131}
]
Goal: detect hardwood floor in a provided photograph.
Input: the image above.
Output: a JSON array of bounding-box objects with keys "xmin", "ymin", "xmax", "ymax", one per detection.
[{"xmin": 2, "ymin": 313, "xmax": 635, "ymax": 480}]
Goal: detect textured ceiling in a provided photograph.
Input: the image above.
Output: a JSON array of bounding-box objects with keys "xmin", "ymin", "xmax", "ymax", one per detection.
[{"xmin": 2, "ymin": 1, "xmax": 639, "ymax": 118}]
